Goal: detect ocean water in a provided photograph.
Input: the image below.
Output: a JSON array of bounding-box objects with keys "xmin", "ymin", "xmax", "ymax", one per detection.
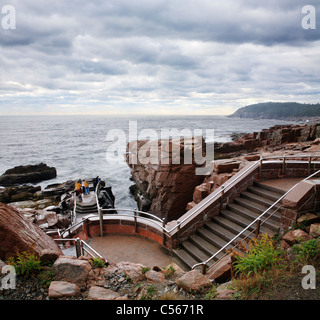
[{"xmin": 0, "ymin": 115, "xmax": 295, "ymax": 208}]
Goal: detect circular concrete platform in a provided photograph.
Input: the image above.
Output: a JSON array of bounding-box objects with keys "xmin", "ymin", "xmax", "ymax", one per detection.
[{"xmin": 88, "ymin": 234, "xmax": 179, "ymax": 268}]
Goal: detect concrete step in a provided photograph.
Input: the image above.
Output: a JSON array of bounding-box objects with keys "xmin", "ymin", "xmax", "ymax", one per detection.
[
  {"xmin": 254, "ymin": 181, "xmax": 286, "ymax": 195},
  {"xmin": 197, "ymin": 227, "xmax": 229, "ymax": 250},
  {"xmin": 204, "ymin": 220, "xmax": 237, "ymax": 242},
  {"xmin": 227, "ymin": 202, "xmax": 279, "ymax": 233},
  {"xmin": 181, "ymin": 240, "xmax": 215, "ymax": 267},
  {"xmin": 173, "ymin": 248, "xmax": 199, "ymax": 270},
  {"xmin": 220, "ymin": 209, "xmax": 275, "ymax": 235},
  {"xmin": 211, "ymin": 215, "xmax": 252, "ymax": 239},
  {"xmin": 76, "ymin": 204, "xmax": 98, "ymax": 215},
  {"xmin": 247, "ymin": 185, "xmax": 284, "ymax": 202},
  {"xmin": 189, "ymin": 234, "xmax": 224, "ymax": 260},
  {"xmin": 240, "ymin": 191, "xmax": 282, "ymax": 219}
]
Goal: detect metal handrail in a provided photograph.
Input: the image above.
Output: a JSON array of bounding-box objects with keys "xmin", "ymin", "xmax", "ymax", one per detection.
[
  {"xmin": 54, "ymin": 237, "xmax": 105, "ymax": 261},
  {"xmin": 94, "ymin": 154, "xmax": 320, "ymax": 236},
  {"xmin": 191, "ymin": 168, "xmax": 320, "ymax": 272},
  {"xmin": 101, "ymin": 207, "xmax": 165, "ymax": 224},
  {"xmin": 165, "ymin": 159, "xmax": 261, "ymax": 234},
  {"xmin": 72, "ymin": 192, "xmax": 77, "ymax": 225},
  {"xmin": 59, "ymin": 216, "xmax": 91, "ymax": 239}
]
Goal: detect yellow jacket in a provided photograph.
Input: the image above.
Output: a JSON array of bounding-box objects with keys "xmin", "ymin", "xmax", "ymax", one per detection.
[{"xmin": 75, "ymin": 182, "xmax": 82, "ymax": 190}]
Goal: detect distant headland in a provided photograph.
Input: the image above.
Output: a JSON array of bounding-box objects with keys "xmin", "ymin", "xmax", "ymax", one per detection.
[{"xmin": 229, "ymin": 102, "xmax": 320, "ymax": 121}]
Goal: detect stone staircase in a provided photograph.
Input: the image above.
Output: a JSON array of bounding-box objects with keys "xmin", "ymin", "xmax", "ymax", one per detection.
[
  {"xmin": 173, "ymin": 181, "xmax": 285, "ymax": 270},
  {"xmin": 75, "ymin": 193, "xmax": 99, "ymax": 219}
]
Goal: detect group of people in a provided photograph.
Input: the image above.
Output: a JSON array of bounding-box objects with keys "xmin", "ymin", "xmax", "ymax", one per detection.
[
  {"xmin": 74, "ymin": 176, "xmax": 101, "ymax": 202},
  {"xmin": 74, "ymin": 179, "xmax": 90, "ymax": 202}
]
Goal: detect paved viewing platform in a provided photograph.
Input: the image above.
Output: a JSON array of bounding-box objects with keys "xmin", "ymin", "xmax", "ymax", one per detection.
[
  {"xmin": 259, "ymin": 177, "xmax": 304, "ymax": 192},
  {"xmin": 88, "ymin": 234, "xmax": 176, "ymax": 268}
]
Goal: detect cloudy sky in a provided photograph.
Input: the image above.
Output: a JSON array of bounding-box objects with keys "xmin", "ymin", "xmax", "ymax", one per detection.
[{"xmin": 0, "ymin": 0, "xmax": 319, "ymax": 116}]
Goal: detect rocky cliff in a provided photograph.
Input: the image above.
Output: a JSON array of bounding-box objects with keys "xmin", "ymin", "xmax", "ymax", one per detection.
[
  {"xmin": 126, "ymin": 137, "xmax": 206, "ymax": 221},
  {"xmin": 215, "ymin": 123, "xmax": 320, "ymax": 157},
  {"xmin": 187, "ymin": 122, "xmax": 320, "ymax": 210}
]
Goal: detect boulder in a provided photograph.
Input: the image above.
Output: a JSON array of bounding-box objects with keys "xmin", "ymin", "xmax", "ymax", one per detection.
[
  {"xmin": 281, "ymin": 229, "xmax": 313, "ymax": 247},
  {"xmin": 297, "ymin": 213, "xmax": 320, "ymax": 226},
  {"xmin": 36, "ymin": 211, "xmax": 58, "ymax": 228},
  {"xmin": 0, "ymin": 185, "xmax": 41, "ymax": 203},
  {"xmin": 87, "ymin": 286, "xmax": 121, "ymax": 300},
  {"xmin": 0, "ymin": 203, "xmax": 62, "ymax": 260},
  {"xmin": 48, "ymin": 281, "xmax": 80, "ymax": 299},
  {"xmin": 216, "ymin": 282, "xmax": 236, "ymax": 300},
  {"xmin": 0, "ymin": 163, "xmax": 57, "ymax": 187},
  {"xmin": 206, "ymin": 254, "xmax": 234, "ymax": 283},
  {"xmin": 214, "ymin": 160, "xmax": 241, "ymax": 174},
  {"xmin": 175, "ymin": 269, "xmax": 212, "ymax": 293},
  {"xmin": 145, "ymin": 270, "xmax": 166, "ymax": 283},
  {"xmin": 309, "ymin": 223, "xmax": 320, "ymax": 238},
  {"xmin": 193, "ymin": 183, "xmax": 209, "ymax": 204},
  {"xmin": 115, "ymin": 261, "xmax": 146, "ymax": 283},
  {"xmin": 52, "ymin": 256, "xmax": 92, "ymax": 290}
]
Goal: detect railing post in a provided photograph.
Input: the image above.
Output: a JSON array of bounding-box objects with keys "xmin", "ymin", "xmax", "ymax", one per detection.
[
  {"xmin": 134, "ymin": 210, "xmax": 138, "ymax": 233},
  {"xmin": 220, "ymin": 186, "xmax": 225, "ymax": 209},
  {"xmin": 259, "ymin": 158, "xmax": 263, "ymax": 179},
  {"xmin": 162, "ymin": 218, "xmax": 166, "ymax": 246},
  {"xmin": 177, "ymin": 220, "xmax": 181, "ymax": 245},
  {"xmin": 80, "ymin": 240, "xmax": 84, "ymax": 256},
  {"xmin": 202, "ymin": 263, "xmax": 207, "ymax": 275},
  {"xmin": 308, "ymin": 156, "xmax": 312, "ymax": 175},
  {"xmin": 255, "ymin": 219, "xmax": 261, "ymax": 238},
  {"xmin": 282, "ymin": 158, "xmax": 286, "ymax": 176},
  {"xmin": 75, "ymin": 237, "xmax": 81, "ymax": 258},
  {"xmin": 99, "ymin": 208, "xmax": 104, "ymax": 237}
]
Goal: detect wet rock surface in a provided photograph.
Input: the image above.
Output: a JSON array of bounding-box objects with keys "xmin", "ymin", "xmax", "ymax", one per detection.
[{"xmin": 0, "ymin": 163, "xmax": 57, "ymax": 187}]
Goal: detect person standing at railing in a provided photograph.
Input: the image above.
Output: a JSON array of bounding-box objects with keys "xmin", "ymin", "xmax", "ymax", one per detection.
[
  {"xmin": 75, "ymin": 180, "xmax": 83, "ymax": 202},
  {"xmin": 93, "ymin": 176, "xmax": 101, "ymax": 192},
  {"xmin": 84, "ymin": 180, "xmax": 90, "ymax": 195}
]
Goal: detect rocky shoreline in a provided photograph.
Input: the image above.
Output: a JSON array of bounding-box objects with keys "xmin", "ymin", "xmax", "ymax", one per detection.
[
  {"xmin": 1, "ymin": 122, "xmax": 320, "ymax": 301},
  {"xmin": 127, "ymin": 122, "xmax": 320, "ymax": 221}
]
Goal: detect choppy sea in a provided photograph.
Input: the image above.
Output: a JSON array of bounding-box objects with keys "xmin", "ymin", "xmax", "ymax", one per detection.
[{"xmin": 0, "ymin": 115, "xmax": 296, "ymax": 208}]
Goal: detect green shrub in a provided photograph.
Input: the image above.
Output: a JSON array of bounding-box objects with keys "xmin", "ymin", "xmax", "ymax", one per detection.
[
  {"xmin": 91, "ymin": 257, "xmax": 107, "ymax": 268},
  {"xmin": 141, "ymin": 266, "xmax": 150, "ymax": 274},
  {"xmin": 292, "ymin": 239, "xmax": 319, "ymax": 263},
  {"xmin": 7, "ymin": 251, "xmax": 42, "ymax": 277},
  {"xmin": 234, "ymin": 234, "xmax": 284, "ymax": 277},
  {"xmin": 139, "ymin": 284, "xmax": 158, "ymax": 300}
]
